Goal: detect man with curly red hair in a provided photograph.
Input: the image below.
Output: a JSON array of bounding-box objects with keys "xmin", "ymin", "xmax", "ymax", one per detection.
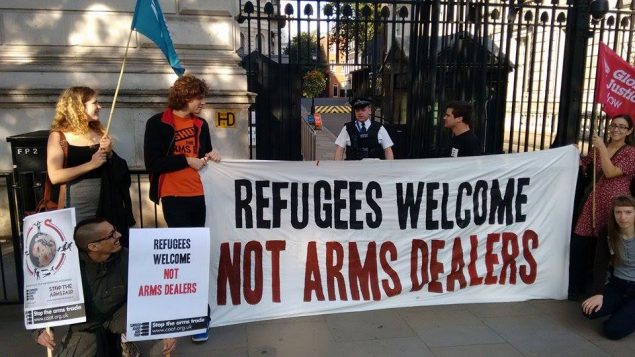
[{"xmin": 143, "ymin": 74, "xmax": 220, "ymax": 343}]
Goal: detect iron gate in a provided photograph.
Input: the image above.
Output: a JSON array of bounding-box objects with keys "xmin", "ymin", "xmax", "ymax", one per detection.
[{"xmin": 238, "ymin": 0, "xmax": 635, "ymax": 159}]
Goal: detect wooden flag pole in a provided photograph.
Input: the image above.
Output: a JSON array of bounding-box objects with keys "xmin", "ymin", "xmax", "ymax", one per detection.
[
  {"xmin": 105, "ymin": 28, "xmax": 134, "ymax": 135},
  {"xmin": 46, "ymin": 326, "xmax": 53, "ymax": 357},
  {"xmin": 592, "ymin": 147, "xmax": 596, "ymax": 230},
  {"xmin": 592, "ymin": 106, "xmax": 604, "ymax": 231}
]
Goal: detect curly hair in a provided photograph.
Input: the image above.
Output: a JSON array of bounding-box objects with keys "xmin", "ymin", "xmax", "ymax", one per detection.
[
  {"xmin": 50, "ymin": 87, "xmax": 103, "ymax": 134},
  {"xmin": 168, "ymin": 74, "xmax": 209, "ymax": 110}
]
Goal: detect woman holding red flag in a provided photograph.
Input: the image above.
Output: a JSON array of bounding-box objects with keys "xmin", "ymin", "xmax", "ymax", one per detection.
[{"xmin": 569, "ymin": 114, "xmax": 635, "ymax": 300}]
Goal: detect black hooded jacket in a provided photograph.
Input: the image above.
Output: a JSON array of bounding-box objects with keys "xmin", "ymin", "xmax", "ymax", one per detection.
[{"xmin": 143, "ymin": 109, "xmax": 213, "ymax": 203}]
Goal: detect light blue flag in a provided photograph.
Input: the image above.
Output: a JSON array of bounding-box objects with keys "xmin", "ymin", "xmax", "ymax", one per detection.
[{"xmin": 131, "ymin": 0, "xmax": 185, "ymax": 75}]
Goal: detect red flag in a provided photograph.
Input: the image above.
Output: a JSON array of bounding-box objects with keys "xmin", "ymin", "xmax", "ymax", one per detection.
[{"xmin": 595, "ymin": 42, "xmax": 635, "ymax": 117}]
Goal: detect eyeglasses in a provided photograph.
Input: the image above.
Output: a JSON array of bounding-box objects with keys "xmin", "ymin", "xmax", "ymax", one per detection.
[
  {"xmin": 92, "ymin": 228, "xmax": 118, "ymax": 244},
  {"xmin": 609, "ymin": 124, "xmax": 631, "ymax": 131}
]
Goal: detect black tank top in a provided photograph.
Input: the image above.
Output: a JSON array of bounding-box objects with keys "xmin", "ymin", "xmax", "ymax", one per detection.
[{"xmin": 65, "ymin": 144, "xmax": 102, "ymax": 179}]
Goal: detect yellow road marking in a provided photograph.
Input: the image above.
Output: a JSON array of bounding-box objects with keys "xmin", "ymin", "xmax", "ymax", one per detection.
[{"xmin": 314, "ymin": 105, "xmax": 351, "ymax": 114}]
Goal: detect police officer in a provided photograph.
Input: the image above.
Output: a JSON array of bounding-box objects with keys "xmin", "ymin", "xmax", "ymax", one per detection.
[{"xmin": 334, "ymin": 98, "xmax": 394, "ymax": 160}]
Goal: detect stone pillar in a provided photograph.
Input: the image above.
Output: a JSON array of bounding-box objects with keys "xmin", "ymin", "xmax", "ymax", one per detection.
[
  {"xmin": 0, "ymin": 0, "xmax": 252, "ymax": 169},
  {"xmin": 0, "ymin": 1, "xmax": 254, "ymax": 233}
]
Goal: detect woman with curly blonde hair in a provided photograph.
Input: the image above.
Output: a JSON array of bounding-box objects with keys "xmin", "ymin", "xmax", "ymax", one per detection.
[{"xmin": 47, "ymin": 86, "xmax": 111, "ymax": 222}]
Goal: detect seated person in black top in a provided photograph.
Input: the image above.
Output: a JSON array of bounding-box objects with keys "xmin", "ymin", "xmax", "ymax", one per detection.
[
  {"xmin": 443, "ymin": 101, "xmax": 482, "ymax": 157},
  {"xmin": 334, "ymin": 98, "xmax": 394, "ymax": 160}
]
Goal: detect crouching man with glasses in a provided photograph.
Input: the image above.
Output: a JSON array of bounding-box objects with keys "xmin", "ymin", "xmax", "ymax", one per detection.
[{"xmin": 34, "ymin": 217, "xmax": 176, "ymax": 356}]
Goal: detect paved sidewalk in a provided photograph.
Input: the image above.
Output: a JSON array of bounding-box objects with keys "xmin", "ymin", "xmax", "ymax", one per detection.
[
  {"xmin": 4, "ymin": 113, "xmax": 634, "ymax": 356},
  {"xmin": 301, "ymin": 105, "xmax": 339, "ymax": 161},
  {"xmin": 2, "ymin": 299, "xmax": 634, "ymax": 356}
]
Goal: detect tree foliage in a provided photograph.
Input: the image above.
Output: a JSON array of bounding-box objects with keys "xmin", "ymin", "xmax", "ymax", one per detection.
[
  {"xmin": 303, "ymin": 70, "xmax": 327, "ymax": 98},
  {"xmin": 325, "ymin": 1, "xmax": 382, "ymax": 58},
  {"xmin": 283, "ymin": 32, "xmax": 328, "ymax": 75}
]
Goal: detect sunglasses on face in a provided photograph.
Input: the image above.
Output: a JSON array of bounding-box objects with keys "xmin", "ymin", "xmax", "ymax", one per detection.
[{"xmin": 92, "ymin": 228, "xmax": 118, "ymax": 244}]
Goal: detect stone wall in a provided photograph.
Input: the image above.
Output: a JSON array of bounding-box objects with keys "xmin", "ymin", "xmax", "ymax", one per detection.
[{"xmin": 0, "ymin": 1, "xmax": 253, "ymax": 237}]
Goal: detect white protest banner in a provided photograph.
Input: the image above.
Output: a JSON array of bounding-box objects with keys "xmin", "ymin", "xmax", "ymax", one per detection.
[
  {"xmin": 203, "ymin": 146, "xmax": 579, "ymax": 327},
  {"xmin": 126, "ymin": 228, "xmax": 211, "ymax": 341},
  {"xmin": 23, "ymin": 208, "xmax": 85, "ymax": 329}
]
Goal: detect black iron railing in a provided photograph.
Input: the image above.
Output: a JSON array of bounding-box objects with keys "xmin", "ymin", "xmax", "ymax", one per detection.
[
  {"xmin": 1, "ymin": 169, "xmax": 161, "ymax": 304},
  {"xmin": 238, "ymin": 1, "xmax": 635, "ymax": 159},
  {"xmin": 1, "ymin": 171, "xmax": 21, "ymax": 304}
]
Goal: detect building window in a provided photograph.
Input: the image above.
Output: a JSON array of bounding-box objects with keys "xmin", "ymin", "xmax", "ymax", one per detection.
[
  {"xmin": 270, "ymin": 32, "xmax": 276, "ymax": 54},
  {"xmin": 239, "ymin": 33, "xmax": 245, "ymax": 54}
]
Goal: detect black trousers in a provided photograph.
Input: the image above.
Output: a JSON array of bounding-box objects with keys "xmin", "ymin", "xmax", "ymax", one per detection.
[
  {"xmin": 161, "ymin": 196, "xmax": 206, "ymax": 227},
  {"xmin": 568, "ymin": 234, "xmax": 597, "ymax": 297},
  {"xmin": 160, "ymin": 195, "xmax": 210, "ymax": 329},
  {"xmin": 584, "ymin": 276, "xmax": 635, "ymax": 340}
]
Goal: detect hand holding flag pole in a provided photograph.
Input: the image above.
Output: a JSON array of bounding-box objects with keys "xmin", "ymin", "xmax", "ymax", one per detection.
[
  {"xmin": 104, "ymin": 0, "xmax": 185, "ymax": 134},
  {"xmin": 594, "ymin": 42, "xmax": 635, "ymax": 228}
]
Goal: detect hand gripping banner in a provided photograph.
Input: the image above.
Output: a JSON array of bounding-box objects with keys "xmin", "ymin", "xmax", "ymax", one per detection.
[{"xmin": 202, "ymin": 146, "xmax": 579, "ymax": 327}]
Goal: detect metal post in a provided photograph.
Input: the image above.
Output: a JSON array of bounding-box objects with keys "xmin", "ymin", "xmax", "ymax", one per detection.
[
  {"xmin": 8, "ymin": 172, "xmax": 23, "ymax": 303},
  {"xmin": 554, "ymin": 0, "xmax": 591, "ymax": 147}
]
